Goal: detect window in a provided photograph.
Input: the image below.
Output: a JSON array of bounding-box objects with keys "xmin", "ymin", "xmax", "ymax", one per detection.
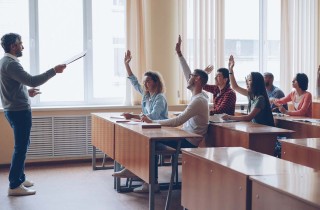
[
  {"xmin": 225, "ymin": 0, "xmax": 260, "ymax": 102},
  {"xmin": 0, "ymin": 0, "xmax": 30, "ymax": 72},
  {"xmin": 0, "ymin": 0, "xmax": 126, "ymax": 107},
  {"xmin": 38, "ymin": 0, "xmax": 84, "ymax": 103},
  {"xmin": 91, "ymin": 0, "xmax": 126, "ymax": 104},
  {"xmin": 182, "ymin": 0, "xmax": 281, "ymax": 103},
  {"xmin": 225, "ymin": 0, "xmax": 280, "ymax": 102}
]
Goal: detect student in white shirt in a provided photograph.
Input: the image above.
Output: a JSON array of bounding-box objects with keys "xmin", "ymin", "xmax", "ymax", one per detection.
[{"xmin": 137, "ymin": 37, "xmax": 209, "ymax": 193}]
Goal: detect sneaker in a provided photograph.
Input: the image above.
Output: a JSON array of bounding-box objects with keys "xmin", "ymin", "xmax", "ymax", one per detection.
[
  {"xmin": 112, "ymin": 168, "xmax": 137, "ymax": 178},
  {"xmin": 133, "ymin": 182, "xmax": 160, "ymax": 193},
  {"xmin": 8, "ymin": 184, "xmax": 36, "ymax": 196},
  {"xmin": 23, "ymin": 180, "xmax": 34, "ymax": 187}
]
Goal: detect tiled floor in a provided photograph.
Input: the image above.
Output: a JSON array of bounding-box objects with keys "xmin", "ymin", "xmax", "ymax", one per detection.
[{"xmin": 0, "ymin": 161, "xmax": 183, "ymax": 210}]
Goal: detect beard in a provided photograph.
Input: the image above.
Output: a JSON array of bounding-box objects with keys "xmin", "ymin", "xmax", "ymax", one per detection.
[
  {"xmin": 16, "ymin": 50, "xmax": 23, "ymax": 57},
  {"xmin": 187, "ymin": 80, "xmax": 195, "ymax": 90},
  {"xmin": 265, "ymin": 82, "xmax": 270, "ymax": 87}
]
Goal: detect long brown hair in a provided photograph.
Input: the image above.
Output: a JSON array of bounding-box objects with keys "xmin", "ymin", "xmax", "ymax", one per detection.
[{"xmin": 143, "ymin": 71, "xmax": 166, "ymax": 94}]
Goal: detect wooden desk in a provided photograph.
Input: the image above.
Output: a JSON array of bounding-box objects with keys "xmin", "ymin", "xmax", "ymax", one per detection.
[
  {"xmin": 181, "ymin": 147, "xmax": 314, "ymax": 210},
  {"xmin": 312, "ymin": 100, "xmax": 320, "ymax": 118},
  {"xmin": 91, "ymin": 113, "xmax": 124, "ymax": 169},
  {"xmin": 250, "ymin": 173, "xmax": 320, "ymax": 210},
  {"xmin": 91, "ymin": 112, "xmax": 201, "ymax": 210},
  {"xmin": 274, "ymin": 116, "xmax": 320, "ymax": 138},
  {"xmin": 204, "ymin": 122, "xmax": 294, "ymax": 155},
  {"xmin": 280, "ymin": 138, "xmax": 320, "ymax": 170}
]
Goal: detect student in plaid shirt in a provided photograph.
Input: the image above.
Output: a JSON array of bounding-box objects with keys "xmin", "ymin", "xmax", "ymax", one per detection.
[{"xmin": 175, "ymin": 35, "xmax": 236, "ymax": 116}]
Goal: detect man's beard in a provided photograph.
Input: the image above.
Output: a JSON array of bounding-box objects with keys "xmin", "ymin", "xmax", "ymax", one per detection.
[
  {"xmin": 16, "ymin": 51, "xmax": 22, "ymax": 57},
  {"xmin": 265, "ymin": 82, "xmax": 270, "ymax": 87},
  {"xmin": 187, "ymin": 81, "xmax": 195, "ymax": 90}
]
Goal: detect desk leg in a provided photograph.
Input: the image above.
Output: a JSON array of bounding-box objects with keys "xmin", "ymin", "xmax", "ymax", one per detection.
[
  {"xmin": 92, "ymin": 146, "xmax": 97, "ymax": 170},
  {"xmin": 92, "ymin": 146, "xmax": 114, "ymax": 171},
  {"xmin": 165, "ymin": 140, "xmax": 181, "ymax": 210},
  {"xmin": 114, "ymin": 161, "xmax": 121, "ymax": 191},
  {"xmin": 149, "ymin": 141, "xmax": 156, "ymax": 210}
]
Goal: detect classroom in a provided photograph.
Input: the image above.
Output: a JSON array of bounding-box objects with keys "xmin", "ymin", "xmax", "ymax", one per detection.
[{"xmin": 0, "ymin": 1, "xmax": 320, "ymax": 210}]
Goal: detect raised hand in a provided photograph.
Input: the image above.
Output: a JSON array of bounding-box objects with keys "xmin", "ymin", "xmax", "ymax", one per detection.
[
  {"xmin": 228, "ymin": 55, "xmax": 234, "ymax": 71},
  {"xmin": 124, "ymin": 50, "xmax": 132, "ymax": 65},
  {"xmin": 175, "ymin": 35, "xmax": 182, "ymax": 54},
  {"xmin": 204, "ymin": 65, "xmax": 214, "ymax": 74}
]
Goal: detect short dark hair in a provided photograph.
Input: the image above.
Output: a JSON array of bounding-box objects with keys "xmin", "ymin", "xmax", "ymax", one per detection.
[
  {"xmin": 263, "ymin": 72, "xmax": 274, "ymax": 79},
  {"xmin": 296, "ymin": 73, "xmax": 308, "ymax": 91},
  {"xmin": 217, "ymin": 68, "xmax": 230, "ymax": 85},
  {"xmin": 1, "ymin": 33, "xmax": 21, "ymax": 53},
  {"xmin": 194, "ymin": 69, "xmax": 208, "ymax": 87}
]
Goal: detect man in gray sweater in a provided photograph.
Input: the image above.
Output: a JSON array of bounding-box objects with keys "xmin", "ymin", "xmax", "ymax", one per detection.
[{"xmin": 0, "ymin": 33, "xmax": 66, "ymax": 196}]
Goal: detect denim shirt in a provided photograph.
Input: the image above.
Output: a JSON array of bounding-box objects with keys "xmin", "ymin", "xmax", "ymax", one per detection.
[
  {"xmin": 128, "ymin": 75, "xmax": 168, "ymax": 120},
  {"xmin": 266, "ymin": 85, "xmax": 287, "ymax": 110}
]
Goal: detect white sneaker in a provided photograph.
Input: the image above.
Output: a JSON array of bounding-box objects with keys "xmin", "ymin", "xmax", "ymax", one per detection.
[
  {"xmin": 8, "ymin": 184, "xmax": 36, "ymax": 196},
  {"xmin": 133, "ymin": 183, "xmax": 160, "ymax": 193},
  {"xmin": 112, "ymin": 168, "xmax": 138, "ymax": 178},
  {"xmin": 23, "ymin": 180, "xmax": 34, "ymax": 187}
]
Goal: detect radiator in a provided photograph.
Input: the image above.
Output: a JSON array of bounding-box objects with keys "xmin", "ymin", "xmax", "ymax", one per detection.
[{"xmin": 27, "ymin": 115, "xmax": 102, "ymax": 160}]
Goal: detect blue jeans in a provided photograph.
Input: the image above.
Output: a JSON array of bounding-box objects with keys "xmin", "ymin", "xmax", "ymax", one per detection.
[{"xmin": 5, "ymin": 110, "xmax": 32, "ymax": 189}]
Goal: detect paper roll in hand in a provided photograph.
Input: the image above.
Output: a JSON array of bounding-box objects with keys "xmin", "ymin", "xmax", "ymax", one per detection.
[{"xmin": 63, "ymin": 50, "xmax": 87, "ymax": 65}]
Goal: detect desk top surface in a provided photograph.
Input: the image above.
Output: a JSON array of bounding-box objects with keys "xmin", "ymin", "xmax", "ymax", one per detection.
[
  {"xmin": 210, "ymin": 121, "xmax": 294, "ymax": 134},
  {"xmin": 182, "ymin": 147, "xmax": 315, "ymax": 176},
  {"xmin": 92, "ymin": 112, "xmax": 202, "ymax": 140},
  {"xmin": 280, "ymin": 138, "xmax": 320, "ymax": 150},
  {"xmin": 250, "ymin": 173, "xmax": 320, "ymax": 207},
  {"xmin": 274, "ymin": 115, "xmax": 320, "ymax": 126}
]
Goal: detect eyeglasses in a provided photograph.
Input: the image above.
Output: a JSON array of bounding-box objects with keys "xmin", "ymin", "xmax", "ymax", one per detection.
[{"xmin": 189, "ymin": 74, "xmax": 198, "ymax": 79}]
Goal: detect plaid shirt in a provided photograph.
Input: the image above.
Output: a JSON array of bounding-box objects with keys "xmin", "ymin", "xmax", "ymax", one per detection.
[{"xmin": 204, "ymin": 84, "xmax": 236, "ymax": 115}]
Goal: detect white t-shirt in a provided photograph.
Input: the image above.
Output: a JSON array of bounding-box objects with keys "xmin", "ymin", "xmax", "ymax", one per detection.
[{"xmin": 155, "ymin": 92, "xmax": 209, "ymax": 146}]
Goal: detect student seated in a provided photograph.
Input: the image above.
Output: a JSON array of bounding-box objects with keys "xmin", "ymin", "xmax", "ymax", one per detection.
[
  {"xmin": 263, "ymin": 72, "xmax": 287, "ymax": 112},
  {"xmin": 272, "ymin": 73, "xmax": 312, "ymax": 117},
  {"xmin": 139, "ymin": 37, "xmax": 209, "ymax": 193},
  {"xmin": 112, "ymin": 50, "xmax": 168, "ymax": 192},
  {"xmin": 221, "ymin": 56, "xmax": 274, "ymax": 126},
  {"xmin": 175, "ymin": 36, "xmax": 236, "ymax": 116}
]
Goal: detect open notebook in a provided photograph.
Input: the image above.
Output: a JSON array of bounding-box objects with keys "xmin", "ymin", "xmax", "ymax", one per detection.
[{"xmin": 209, "ymin": 114, "xmax": 237, "ymax": 123}]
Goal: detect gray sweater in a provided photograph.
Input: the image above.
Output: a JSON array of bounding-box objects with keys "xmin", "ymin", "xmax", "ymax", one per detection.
[{"xmin": 0, "ymin": 54, "xmax": 56, "ymax": 111}]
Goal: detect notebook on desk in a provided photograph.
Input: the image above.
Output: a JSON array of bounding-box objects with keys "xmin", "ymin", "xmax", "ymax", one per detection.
[
  {"xmin": 141, "ymin": 123, "xmax": 162, "ymax": 128},
  {"xmin": 110, "ymin": 115, "xmax": 125, "ymax": 119},
  {"xmin": 209, "ymin": 114, "xmax": 238, "ymax": 123}
]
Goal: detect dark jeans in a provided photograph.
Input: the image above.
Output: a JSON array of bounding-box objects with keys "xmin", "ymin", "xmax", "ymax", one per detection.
[{"xmin": 5, "ymin": 110, "xmax": 32, "ymax": 189}]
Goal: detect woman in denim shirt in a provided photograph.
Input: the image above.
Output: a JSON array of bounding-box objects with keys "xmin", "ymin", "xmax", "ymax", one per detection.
[
  {"xmin": 121, "ymin": 50, "xmax": 168, "ymax": 120},
  {"xmin": 113, "ymin": 50, "xmax": 168, "ymax": 187}
]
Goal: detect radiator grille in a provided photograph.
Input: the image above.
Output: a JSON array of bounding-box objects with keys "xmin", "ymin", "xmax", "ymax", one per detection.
[{"xmin": 27, "ymin": 115, "xmax": 101, "ymax": 160}]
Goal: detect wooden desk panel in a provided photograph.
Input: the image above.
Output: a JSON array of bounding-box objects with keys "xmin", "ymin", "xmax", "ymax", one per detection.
[
  {"xmin": 251, "ymin": 174, "xmax": 320, "ymax": 210},
  {"xmin": 181, "ymin": 147, "xmax": 314, "ymax": 210},
  {"xmin": 182, "ymin": 152, "xmax": 247, "ymax": 210},
  {"xmin": 275, "ymin": 116, "xmax": 320, "ymax": 138},
  {"xmin": 312, "ymin": 100, "xmax": 320, "ymax": 118},
  {"xmin": 281, "ymin": 138, "xmax": 320, "ymax": 170},
  {"xmin": 91, "ymin": 113, "xmax": 116, "ymax": 159},
  {"xmin": 205, "ymin": 122, "xmax": 294, "ymax": 155},
  {"xmin": 115, "ymin": 124, "xmax": 150, "ymax": 182}
]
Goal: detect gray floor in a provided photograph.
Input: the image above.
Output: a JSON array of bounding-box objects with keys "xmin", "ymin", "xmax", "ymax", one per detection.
[{"xmin": 0, "ymin": 161, "xmax": 183, "ymax": 210}]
